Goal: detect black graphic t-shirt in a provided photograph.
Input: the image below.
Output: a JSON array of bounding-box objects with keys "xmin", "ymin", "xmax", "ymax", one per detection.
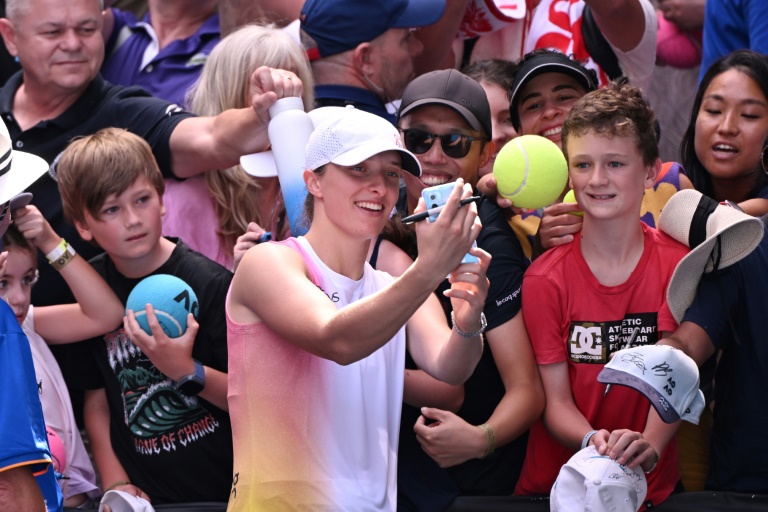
[{"xmin": 80, "ymin": 239, "xmax": 233, "ymax": 504}]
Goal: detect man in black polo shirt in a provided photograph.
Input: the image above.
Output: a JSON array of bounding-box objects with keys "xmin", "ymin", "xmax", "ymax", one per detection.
[{"xmin": 0, "ymin": 0, "xmax": 302, "ymax": 308}]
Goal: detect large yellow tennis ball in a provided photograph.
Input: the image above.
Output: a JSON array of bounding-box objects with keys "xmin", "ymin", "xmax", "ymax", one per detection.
[
  {"xmin": 563, "ymin": 189, "xmax": 583, "ymax": 216},
  {"xmin": 493, "ymin": 135, "xmax": 568, "ymax": 209}
]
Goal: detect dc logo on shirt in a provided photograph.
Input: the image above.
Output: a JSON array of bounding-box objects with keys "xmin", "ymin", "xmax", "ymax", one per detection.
[
  {"xmin": 568, "ymin": 314, "xmax": 660, "ymax": 364},
  {"xmin": 569, "ymin": 324, "xmax": 605, "ymax": 363}
]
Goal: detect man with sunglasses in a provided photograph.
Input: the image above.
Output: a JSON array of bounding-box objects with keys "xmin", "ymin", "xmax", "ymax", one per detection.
[{"xmin": 394, "ymin": 69, "xmax": 544, "ymax": 508}]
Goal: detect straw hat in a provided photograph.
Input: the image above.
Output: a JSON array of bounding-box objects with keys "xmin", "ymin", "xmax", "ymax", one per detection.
[{"xmin": 659, "ymin": 189, "xmax": 764, "ymax": 323}]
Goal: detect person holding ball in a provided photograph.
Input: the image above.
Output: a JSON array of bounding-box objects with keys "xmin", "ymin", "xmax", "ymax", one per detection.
[
  {"xmin": 226, "ymin": 107, "xmax": 490, "ymax": 511},
  {"xmin": 125, "ymin": 274, "xmax": 199, "ymax": 338},
  {"xmin": 513, "ymin": 80, "xmax": 687, "ymax": 509},
  {"xmin": 485, "ymin": 50, "xmax": 693, "ymax": 259},
  {"xmin": 54, "ymin": 128, "xmax": 234, "ymax": 505}
]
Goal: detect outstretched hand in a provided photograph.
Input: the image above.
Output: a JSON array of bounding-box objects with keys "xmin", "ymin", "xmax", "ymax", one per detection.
[
  {"xmin": 657, "ymin": 0, "xmax": 706, "ymax": 31},
  {"xmin": 445, "ymin": 248, "xmax": 490, "ymax": 336}
]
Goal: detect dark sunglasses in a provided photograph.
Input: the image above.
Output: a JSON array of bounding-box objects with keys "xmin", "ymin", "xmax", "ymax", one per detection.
[{"xmin": 401, "ymin": 128, "xmax": 483, "ymax": 159}]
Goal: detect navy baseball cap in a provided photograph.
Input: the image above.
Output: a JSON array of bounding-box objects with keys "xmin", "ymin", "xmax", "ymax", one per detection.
[{"xmin": 300, "ymin": 0, "xmax": 446, "ymax": 60}]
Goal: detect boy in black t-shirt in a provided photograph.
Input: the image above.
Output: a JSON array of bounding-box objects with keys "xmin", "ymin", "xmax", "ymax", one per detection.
[{"xmin": 55, "ymin": 128, "xmax": 233, "ymax": 505}]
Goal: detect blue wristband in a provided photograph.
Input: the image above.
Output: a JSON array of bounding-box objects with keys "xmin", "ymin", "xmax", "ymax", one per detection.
[{"xmin": 581, "ymin": 430, "xmax": 599, "ymax": 450}]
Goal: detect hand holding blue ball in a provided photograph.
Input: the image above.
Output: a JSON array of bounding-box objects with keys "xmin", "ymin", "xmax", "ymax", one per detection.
[{"xmin": 126, "ymin": 274, "xmax": 199, "ymax": 338}]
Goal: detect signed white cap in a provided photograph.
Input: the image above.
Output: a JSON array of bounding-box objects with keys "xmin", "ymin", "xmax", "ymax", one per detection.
[{"xmin": 598, "ymin": 345, "xmax": 705, "ymax": 424}]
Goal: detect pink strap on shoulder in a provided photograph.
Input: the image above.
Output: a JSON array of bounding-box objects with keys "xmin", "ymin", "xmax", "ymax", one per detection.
[{"xmin": 275, "ymin": 238, "xmax": 323, "ymax": 288}]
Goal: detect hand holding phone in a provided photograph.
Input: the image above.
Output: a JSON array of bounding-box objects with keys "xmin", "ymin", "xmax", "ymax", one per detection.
[{"xmin": 421, "ymin": 183, "xmax": 479, "ymax": 265}]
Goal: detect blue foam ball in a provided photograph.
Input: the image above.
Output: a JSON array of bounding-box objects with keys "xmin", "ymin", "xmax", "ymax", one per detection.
[{"xmin": 126, "ymin": 274, "xmax": 199, "ymax": 337}]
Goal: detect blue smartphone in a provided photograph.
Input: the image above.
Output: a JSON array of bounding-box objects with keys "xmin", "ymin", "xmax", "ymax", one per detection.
[{"xmin": 421, "ymin": 183, "xmax": 479, "ymax": 265}]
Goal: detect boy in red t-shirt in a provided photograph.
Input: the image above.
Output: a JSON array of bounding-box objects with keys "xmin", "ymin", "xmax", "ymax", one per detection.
[{"xmin": 514, "ymin": 81, "xmax": 688, "ymax": 509}]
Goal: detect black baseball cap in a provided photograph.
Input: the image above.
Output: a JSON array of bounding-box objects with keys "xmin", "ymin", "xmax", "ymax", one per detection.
[
  {"xmin": 509, "ymin": 52, "xmax": 598, "ymax": 131},
  {"xmin": 397, "ymin": 69, "xmax": 492, "ymax": 139}
]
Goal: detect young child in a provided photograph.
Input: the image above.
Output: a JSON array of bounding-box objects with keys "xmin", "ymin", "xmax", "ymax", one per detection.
[
  {"xmin": 54, "ymin": 128, "xmax": 234, "ymax": 505},
  {"xmin": 513, "ymin": 81, "xmax": 689, "ymax": 509},
  {"xmin": 1, "ymin": 204, "xmax": 123, "ymax": 508}
]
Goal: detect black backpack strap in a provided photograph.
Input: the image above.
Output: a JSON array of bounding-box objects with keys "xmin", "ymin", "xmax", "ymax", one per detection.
[{"xmin": 580, "ymin": 5, "xmax": 624, "ymax": 81}]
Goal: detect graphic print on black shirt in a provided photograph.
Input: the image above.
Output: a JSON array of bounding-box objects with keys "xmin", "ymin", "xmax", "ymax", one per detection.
[{"xmin": 106, "ymin": 328, "xmax": 220, "ymax": 455}]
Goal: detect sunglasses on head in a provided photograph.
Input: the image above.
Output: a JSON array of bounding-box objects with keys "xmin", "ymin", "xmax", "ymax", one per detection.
[{"xmin": 401, "ymin": 128, "xmax": 484, "ymax": 159}]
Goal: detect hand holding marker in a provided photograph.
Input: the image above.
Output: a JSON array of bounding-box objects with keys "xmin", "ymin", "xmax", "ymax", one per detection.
[{"xmin": 402, "ymin": 196, "xmax": 482, "ymax": 224}]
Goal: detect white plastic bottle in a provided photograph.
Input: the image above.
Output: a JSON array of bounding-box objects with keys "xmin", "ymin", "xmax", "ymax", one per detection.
[{"xmin": 268, "ymin": 97, "xmax": 315, "ymax": 236}]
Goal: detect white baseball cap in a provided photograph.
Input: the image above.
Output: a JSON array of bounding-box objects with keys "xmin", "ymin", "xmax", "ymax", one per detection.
[
  {"xmin": 304, "ymin": 107, "xmax": 421, "ymax": 176},
  {"xmin": 551, "ymin": 446, "xmax": 647, "ymax": 512},
  {"xmin": 598, "ymin": 345, "xmax": 705, "ymax": 424}
]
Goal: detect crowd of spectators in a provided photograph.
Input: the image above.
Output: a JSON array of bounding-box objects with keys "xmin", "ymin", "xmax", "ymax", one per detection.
[{"xmin": 1, "ymin": 0, "xmax": 767, "ymax": 511}]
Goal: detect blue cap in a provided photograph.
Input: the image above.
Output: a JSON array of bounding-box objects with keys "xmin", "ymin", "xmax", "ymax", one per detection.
[{"xmin": 300, "ymin": 0, "xmax": 446, "ymax": 60}]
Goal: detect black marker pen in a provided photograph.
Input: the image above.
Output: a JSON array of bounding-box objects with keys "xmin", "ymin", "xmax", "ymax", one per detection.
[{"xmin": 402, "ymin": 196, "xmax": 482, "ymax": 224}]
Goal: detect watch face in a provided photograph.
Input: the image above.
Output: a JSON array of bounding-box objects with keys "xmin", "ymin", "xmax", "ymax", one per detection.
[
  {"xmin": 177, "ymin": 378, "xmax": 205, "ymax": 397},
  {"xmin": 176, "ymin": 361, "xmax": 205, "ymax": 396}
]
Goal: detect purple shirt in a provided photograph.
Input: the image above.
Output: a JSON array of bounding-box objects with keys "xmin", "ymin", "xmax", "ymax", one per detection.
[{"xmin": 101, "ymin": 8, "xmax": 220, "ymax": 106}]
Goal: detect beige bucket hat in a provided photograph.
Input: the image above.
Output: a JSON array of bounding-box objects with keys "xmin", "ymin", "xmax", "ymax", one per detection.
[{"xmin": 659, "ymin": 189, "xmax": 765, "ymax": 323}]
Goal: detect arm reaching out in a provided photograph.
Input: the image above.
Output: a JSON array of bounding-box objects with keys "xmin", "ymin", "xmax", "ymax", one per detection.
[
  {"xmin": 13, "ymin": 205, "xmax": 125, "ymax": 343},
  {"xmin": 229, "ymin": 180, "xmax": 488, "ymax": 381},
  {"xmin": 169, "ymin": 67, "xmax": 304, "ymax": 178}
]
